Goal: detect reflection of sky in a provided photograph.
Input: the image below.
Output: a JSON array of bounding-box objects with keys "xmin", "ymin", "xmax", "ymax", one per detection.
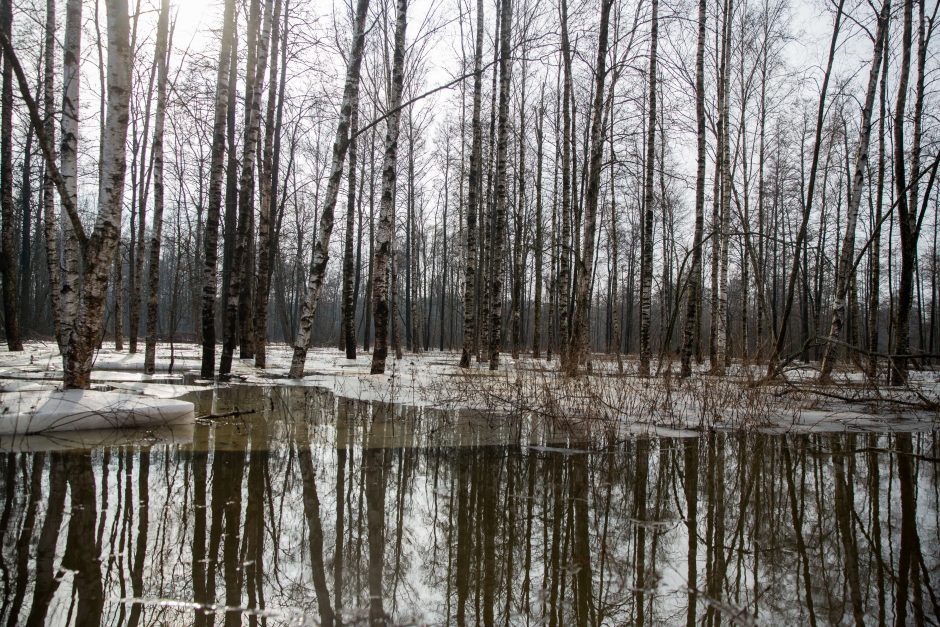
[{"xmin": 2, "ymin": 385, "xmax": 938, "ymax": 625}]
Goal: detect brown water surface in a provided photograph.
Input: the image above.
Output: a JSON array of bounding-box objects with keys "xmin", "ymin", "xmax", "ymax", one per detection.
[{"xmin": 0, "ymin": 384, "xmax": 937, "ymax": 625}]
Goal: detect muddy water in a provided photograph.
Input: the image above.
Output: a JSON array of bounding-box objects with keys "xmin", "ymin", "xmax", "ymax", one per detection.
[{"xmin": 0, "ymin": 384, "xmax": 937, "ymax": 626}]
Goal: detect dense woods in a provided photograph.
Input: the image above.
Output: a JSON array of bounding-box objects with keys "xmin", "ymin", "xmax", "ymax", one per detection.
[{"xmin": 0, "ymin": 0, "xmax": 937, "ymax": 387}]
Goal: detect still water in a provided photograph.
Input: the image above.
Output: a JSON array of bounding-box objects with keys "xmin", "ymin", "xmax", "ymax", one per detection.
[{"xmin": 0, "ymin": 384, "xmax": 938, "ymax": 626}]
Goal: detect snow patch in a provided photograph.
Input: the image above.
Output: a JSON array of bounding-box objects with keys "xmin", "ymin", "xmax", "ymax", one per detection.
[{"xmin": 0, "ymin": 390, "xmax": 195, "ymax": 435}]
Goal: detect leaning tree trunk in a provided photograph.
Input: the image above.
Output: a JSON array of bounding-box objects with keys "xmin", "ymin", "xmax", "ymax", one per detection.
[
  {"xmin": 767, "ymin": 0, "xmax": 845, "ymax": 376},
  {"xmin": 817, "ymin": 0, "xmax": 890, "ymax": 382},
  {"xmin": 638, "ymin": 0, "xmax": 659, "ymax": 377},
  {"xmin": 369, "ymin": 0, "xmax": 409, "ymax": 376},
  {"xmin": 287, "ymin": 0, "xmax": 371, "ymax": 378},
  {"xmin": 198, "ymin": 0, "xmax": 236, "ymax": 378},
  {"xmin": 0, "ymin": 0, "xmax": 22, "ymax": 350},
  {"xmin": 143, "ymin": 0, "xmax": 171, "ymax": 374},
  {"xmin": 487, "ymin": 0, "xmax": 512, "ymax": 371},
  {"xmin": 459, "ymin": 0, "xmax": 484, "ymax": 369},
  {"xmin": 569, "ymin": 0, "xmax": 614, "ymax": 373},
  {"xmin": 220, "ymin": 0, "xmax": 273, "ymax": 374},
  {"xmin": 680, "ymin": 0, "xmax": 707, "ymax": 378}
]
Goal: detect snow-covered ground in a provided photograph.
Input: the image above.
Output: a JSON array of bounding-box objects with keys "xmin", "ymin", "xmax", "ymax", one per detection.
[{"xmin": 0, "ymin": 341, "xmax": 937, "ymax": 437}]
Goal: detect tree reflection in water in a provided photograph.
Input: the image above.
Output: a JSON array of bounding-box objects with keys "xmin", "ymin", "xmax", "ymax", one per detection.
[{"xmin": 0, "ymin": 385, "xmax": 937, "ymax": 625}]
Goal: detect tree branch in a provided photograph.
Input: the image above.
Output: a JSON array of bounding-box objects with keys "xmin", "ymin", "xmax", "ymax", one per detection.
[{"xmin": 0, "ymin": 28, "xmax": 88, "ymax": 254}]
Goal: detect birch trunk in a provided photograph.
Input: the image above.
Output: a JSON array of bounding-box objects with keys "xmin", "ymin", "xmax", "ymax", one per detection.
[
  {"xmin": 59, "ymin": 0, "xmax": 82, "ymax": 363},
  {"xmin": 638, "ymin": 0, "xmax": 659, "ymax": 377},
  {"xmin": 818, "ymin": 0, "xmax": 890, "ymax": 382},
  {"xmin": 42, "ymin": 0, "xmax": 62, "ymax": 349},
  {"xmin": 570, "ymin": 0, "xmax": 614, "ymax": 372},
  {"xmin": 341, "ymin": 76, "xmax": 360, "ymax": 360},
  {"xmin": 143, "ymin": 0, "xmax": 171, "ymax": 374},
  {"xmin": 510, "ymin": 68, "xmax": 526, "ymax": 361},
  {"xmin": 680, "ymin": 0, "xmax": 707, "ymax": 378},
  {"xmin": 868, "ymin": 29, "xmax": 889, "ymax": 379},
  {"xmin": 890, "ymin": 0, "xmax": 915, "ymax": 385},
  {"xmin": 532, "ymin": 94, "xmax": 545, "ymax": 359},
  {"xmin": 198, "ymin": 0, "xmax": 236, "ymax": 378},
  {"xmin": 557, "ymin": 0, "xmax": 573, "ymax": 369},
  {"xmin": 253, "ymin": 0, "xmax": 284, "ymax": 368},
  {"xmin": 62, "ymin": 0, "xmax": 131, "ymax": 389},
  {"xmin": 459, "ymin": 0, "xmax": 484, "ymax": 369},
  {"xmin": 287, "ymin": 0, "xmax": 372, "ymax": 377},
  {"xmin": 713, "ymin": 0, "xmax": 732, "ymax": 376},
  {"xmin": 220, "ymin": 0, "xmax": 273, "ymax": 374},
  {"xmin": 487, "ymin": 0, "xmax": 512, "ymax": 371},
  {"xmin": 369, "ymin": 0, "xmax": 409, "ymax": 375}
]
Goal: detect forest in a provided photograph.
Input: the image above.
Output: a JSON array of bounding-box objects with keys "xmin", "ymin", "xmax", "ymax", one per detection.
[
  {"xmin": 0, "ymin": 0, "xmax": 938, "ymax": 623},
  {"xmin": 0, "ymin": 0, "xmax": 934, "ymax": 392}
]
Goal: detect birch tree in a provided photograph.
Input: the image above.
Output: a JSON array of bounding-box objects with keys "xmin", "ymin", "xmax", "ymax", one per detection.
[
  {"xmin": 638, "ymin": 0, "xmax": 659, "ymax": 377},
  {"xmin": 680, "ymin": 0, "xmax": 707, "ymax": 378},
  {"xmin": 459, "ymin": 0, "xmax": 484, "ymax": 369},
  {"xmin": 144, "ymin": 0, "xmax": 171, "ymax": 374},
  {"xmin": 288, "ymin": 0, "xmax": 371, "ymax": 378},
  {"xmin": 2, "ymin": 0, "xmax": 132, "ymax": 387},
  {"xmin": 569, "ymin": 0, "xmax": 614, "ymax": 372},
  {"xmin": 254, "ymin": 0, "xmax": 285, "ymax": 368},
  {"xmin": 220, "ymin": 0, "xmax": 273, "ymax": 375},
  {"xmin": 488, "ymin": 0, "xmax": 512, "ymax": 371},
  {"xmin": 199, "ymin": 0, "xmax": 236, "ymax": 378},
  {"xmin": 817, "ymin": 0, "xmax": 890, "ymax": 382},
  {"xmin": 369, "ymin": 0, "xmax": 409, "ymax": 375}
]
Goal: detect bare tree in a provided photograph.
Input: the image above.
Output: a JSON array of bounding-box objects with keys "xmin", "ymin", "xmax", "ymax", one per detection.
[
  {"xmin": 570, "ymin": 0, "xmax": 614, "ymax": 372},
  {"xmin": 818, "ymin": 0, "xmax": 891, "ymax": 382},
  {"xmin": 0, "ymin": 0, "xmax": 21, "ymax": 350},
  {"xmin": 144, "ymin": 0, "xmax": 172, "ymax": 374},
  {"xmin": 369, "ymin": 0, "xmax": 409, "ymax": 375},
  {"xmin": 459, "ymin": 0, "xmax": 485, "ymax": 369},
  {"xmin": 638, "ymin": 0, "xmax": 659, "ymax": 377},
  {"xmin": 288, "ymin": 0, "xmax": 372, "ymax": 377},
  {"xmin": 680, "ymin": 0, "xmax": 707, "ymax": 378},
  {"xmin": 487, "ymin": 0, "xmax": 512, "ymax": 371}
]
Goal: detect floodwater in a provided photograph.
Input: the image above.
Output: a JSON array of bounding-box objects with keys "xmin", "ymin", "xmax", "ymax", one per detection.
[{"xmin": 0, "ymin": 384, "xmax": 938, "ymax": 626}]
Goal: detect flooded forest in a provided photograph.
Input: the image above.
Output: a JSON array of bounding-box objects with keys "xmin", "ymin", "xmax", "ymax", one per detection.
[{"xmin": 0, "ymin": 0, "xmax": 938, "ymax": 623}]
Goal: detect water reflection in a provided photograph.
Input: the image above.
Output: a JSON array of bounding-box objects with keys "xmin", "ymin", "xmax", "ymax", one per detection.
[{"xmin": 0, "ymin": 385, "xmax": 937, "ymax": 625}]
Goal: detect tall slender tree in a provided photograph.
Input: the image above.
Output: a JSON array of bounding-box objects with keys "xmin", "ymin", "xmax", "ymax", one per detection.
[
  {"xmin": 570, "ymin": 0, "xmax": 614, "ymax": 372},
  {"xmin": 680, "ymin": 0, "xmax": 707, "ymax": 378},
  {"xmin": 0, "ymin": 0, "xmax": 21, "ymax": 350},
  {"xmin": 288, "ymin": 0, "xmax": 372, "ymax": 377},
  {"xmin": 220, "ymin": 0, "xmax": 273, "ymax": 374},
  {"xmin": 144, "ymin": 0, "xmax": 172, "ymax": 374},
  {"xmin": 459, "ymin": 0, "xmax": 485, "ymax": 369},
  {"xmin": 254, "ymin": 0, "xmax": 285, "ymax": 368},
  {"xmin": 818, "ymin": 0, "xmax": 891, "ymax": 382},
  {"xmin": 370, "ymin": 0, "xmax": 410, "ymax": 375},
  {"xmin": 199, "ymin": 0, "xmax": 237, "ymax": 378},
  {"xmin": 638, "ymin": 0, "xmax": 659, "ymax": 377},
  {"xmin": 488, "ymin": 0, "xmax": 512, "ymax": 370}
]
